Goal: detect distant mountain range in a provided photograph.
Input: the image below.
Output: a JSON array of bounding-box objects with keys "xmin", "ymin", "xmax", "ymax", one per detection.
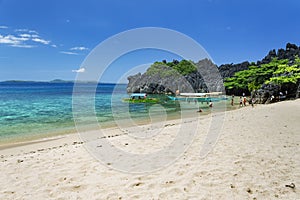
[
  {"xmin": 0, "ymin": 79, "xmax": 73, "ymax": 83},
  {"xmin": 0, "ymin": 79, "xmax": 111, "ymax": 84}
]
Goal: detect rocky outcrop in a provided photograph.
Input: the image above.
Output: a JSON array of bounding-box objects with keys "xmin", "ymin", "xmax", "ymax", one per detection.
[
  {"xmin": 218, "ymin": 61, "xmax": 250, "ymax": 79},
  {"xmin": 218, "ymin": 61, "xmax": 251, "ymax": 96},
  {"xmin": 252, "ymin": 84, "xmax": 280, "ymax": 104},
  {"xmin": 252, "ymin": 43, "xmax": 300, "ymax": 102},
  {"xmin": 127, "ymin": 71, "xmax": 194, "ymax": 94},
  {"xmin": 258, "ymin": 43, "xmax": 300, "ymax": 65},
  {"xmin": 127, "ymin": 58, "xmax": 251, "ymax": 95},
  {"xmin": 127, "ymin": 59, "xmax": 224, "ymax": 94},
  {"xmin": 127, "ymin": 43, "xmax": 300, "ymax": 102}
]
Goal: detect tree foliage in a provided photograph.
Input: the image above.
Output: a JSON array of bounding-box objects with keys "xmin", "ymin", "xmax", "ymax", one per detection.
[
  {"xmin": 224, "ymin": 56, "xmax": 300, "ymax": 92},
  {"xmin": 145, "ymin": 59, "xmax": 197, "ymax": 77}
]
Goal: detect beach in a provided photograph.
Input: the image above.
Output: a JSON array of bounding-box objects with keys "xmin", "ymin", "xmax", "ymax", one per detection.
[{"xmin": 0, "ymin": 99, "xmax": 299, "ymax": 199}]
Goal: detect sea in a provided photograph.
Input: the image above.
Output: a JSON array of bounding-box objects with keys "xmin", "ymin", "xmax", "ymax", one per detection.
[{"xmin": 0, "ymin": 81, "xmax": 231, "ymax": 144}]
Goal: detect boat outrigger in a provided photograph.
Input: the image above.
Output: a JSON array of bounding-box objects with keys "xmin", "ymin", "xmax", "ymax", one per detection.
[
  {"xmin": 123, "ymin": 93, "xmax": 159, "ymax": 103},
  {"xmin": 167, "ymin": 92, "xmax": 228, "ymax": 102}
]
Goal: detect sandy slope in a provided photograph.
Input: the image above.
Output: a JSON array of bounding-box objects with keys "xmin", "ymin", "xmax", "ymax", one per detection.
[{"xmin": 0, "ymin": 100, "xmax": 299, "ymax": 199}]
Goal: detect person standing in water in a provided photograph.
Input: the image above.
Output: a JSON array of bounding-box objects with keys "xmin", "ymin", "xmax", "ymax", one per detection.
[
  {"xmin": 243, "ymin": 96, "xmax": 247, "ymax": 106},
  {"xmin": 209, "ymin": 100, "xmax": 213, "ymax": 108},
  {"xmin": 231, "ymin": 95, "xmax": 234, "ymax": 106},
  {"xmin": 239, "ymin": 97, "xmax": 243, "ymax": 107}
]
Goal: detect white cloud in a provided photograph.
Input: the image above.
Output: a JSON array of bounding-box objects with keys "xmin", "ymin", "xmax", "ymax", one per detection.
[
  {"xmin": 0, "ymin": 26, "xmax": 8, "ymax": 29},
  {"xmin": 32, "ymin": 38, "xmax": 50, "ymax": 45},
  {"xmin": 0, "ymin": 33, "xmax": 51, "ymax": 48},
  {"xmin": 72, "ymin": 67, "xmax": 85, "ymax": 73},
  {"xmin": 70, "ymin": 46, "xmax": 89, "ymax": 51},
  {"xmin": 0, "ymin": 35, "xmax": 17, "ymax": 44},
  {"xmin": 51, "ymin": 44, "xmax": 57, "ymax": 48},
  {"xmin": 28, "ymin": 30, "xmax": 38, "ymax": 34},
  {"xmin": 60, "ymin": 51, "xmax": 79, "ymax": 55},
  {"xmin": 0, "ymin": 34, "xmax": 29, "ymax": 45},
  {"xmin": 16, "ymin": 36, "xmax": 29, "ymax": 41},
  {"xmin": 15, "ymin": 29, "xmax": 38, "ymax": 34},
  {"xmin": 15, "ymin": 29, "xmax": 29, "ymax": 32},
  {"xmin": 10, "ymin": 44, "xmax": 35, "ymax": 48},
  {"xmin": 19, "ymin": 34, "xmax": 31, "ymax": 38},
  {"xmin": 1, "ymin": 27, "xmax": 52, "ymax": 48}
]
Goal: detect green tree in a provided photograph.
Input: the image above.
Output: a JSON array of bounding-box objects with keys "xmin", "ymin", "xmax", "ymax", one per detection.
[
  {"xmin": 266, "ymin": 56, "xmax": 300, "ymax": 85},
  {"xmin": 145, "ymin": 59, "xmax": 197, "ymax": 77},
  {"xmin": 224, "ymin": 57, "xmax": 300, "ymax": 92}
]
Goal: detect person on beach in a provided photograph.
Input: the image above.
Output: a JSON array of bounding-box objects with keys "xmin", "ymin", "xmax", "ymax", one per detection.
[
  {"xmin": 231, "ymin": 95, "xmax": 234, "ymax": 106},
  {"xmin": 243, "ymin": 96, "xmax": 247, "ymax": 106},
  {"xmin": 197, "ymin": 108, "xmax": 203, "ymax": 112},
  {"xmin": 209, "ymin": 100, "xmax": 213, "ymax": 108},
  {"xmin": 239, "ymin": 97, "xmax": 243, "ymax": 106}
]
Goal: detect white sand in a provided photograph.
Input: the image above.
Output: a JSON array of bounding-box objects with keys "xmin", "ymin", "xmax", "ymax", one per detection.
[{"xmin": 0, "ymin": 100, "xmax": 299, "ymax": 199}]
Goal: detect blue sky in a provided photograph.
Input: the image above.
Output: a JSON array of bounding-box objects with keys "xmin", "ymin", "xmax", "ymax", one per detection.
[{"xmin": 0, "ymin": 0, "xmax": 299, "ymax": 82}]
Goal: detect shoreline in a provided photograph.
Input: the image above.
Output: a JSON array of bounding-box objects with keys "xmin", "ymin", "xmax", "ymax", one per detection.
[
  {"xmin": 0, "ymin": 108, "xmax": 215, "ymax": 154},
  {"xmin": 0, "ymin": 98, "xmax": 238, "ymax": 148},
  {"xmin": 0, "ymin": 97, "xmax": 287, "ymax": 152},
  {"xmin": 0, "ymin": 98, "xmax": 284, "ymax": 154}
]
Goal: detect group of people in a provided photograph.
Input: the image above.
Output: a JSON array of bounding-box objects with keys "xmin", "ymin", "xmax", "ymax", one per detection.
[
  {"xmin": 239, "ymin": 96, "xmax": 247, "ymax": 107},
  {"xmin": 197, "ymin": 100, "xmax": 213, "ymax": 112},
  {"xmin": 198, "ymin": 92, "xmax": 255, "ymax": 113},
  {"xmin": 231, "ymin": 93, "xmax": 254, "ymax": 107}
]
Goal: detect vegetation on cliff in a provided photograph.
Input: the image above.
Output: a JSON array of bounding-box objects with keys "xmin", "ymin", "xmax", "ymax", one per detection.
[
  {"xmin": 145, "ymin": 59, "xmax": 197, "ymax": 77},
  {"xmin": 224, "ymin": 56, "xmax": 300, "ymax": 92}
]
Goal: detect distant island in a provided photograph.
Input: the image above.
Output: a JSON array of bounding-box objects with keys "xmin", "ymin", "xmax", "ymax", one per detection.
[
  {"xmin": 0, "ymin": 79, "xmax": 74, "ymax": 83},
  {"xmin": 127, "ymin": 43, "xmax": 300, "ymax": 103},
  {"xmin": 50, "ymin": 79, "xmax": 74, "ymax": 83},
  {"xmin": 0, "ymin": 79, "xmax": 118, "ymax": 85}
]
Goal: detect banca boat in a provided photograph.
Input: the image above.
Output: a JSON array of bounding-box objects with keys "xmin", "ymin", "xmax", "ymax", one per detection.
[
  {"xmin": 123, "ymin": 93, "xmax": 159, "ymax": 103},
  {"xmin": 167, "ymin": 92, "xmax": 228, "ymax": 102}
]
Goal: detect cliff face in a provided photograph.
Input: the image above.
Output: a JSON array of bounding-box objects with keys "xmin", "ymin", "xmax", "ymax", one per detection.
[
  {"xmin": 252, "ymin": 43, "xmax": 300, "ymax": 101},
  {"xmin": 127, "ymin": 43, "xmax": 300, "ymax": 99},
  {"xmin": 127, "ymin": 59, "xmax": 252, "ymax": 95},
  {"xmin": 127, "ymin": 59, "xmax": 222, "ymax": 94},
  {"xmin": 218, "ymin": 61, "xmax": 250, "ymax": 79},
  {"xmin": 259, "ymin": 43, "xmax": 300, "ymax": 65}
]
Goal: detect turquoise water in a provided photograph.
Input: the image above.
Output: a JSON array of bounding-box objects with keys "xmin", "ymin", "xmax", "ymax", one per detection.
[
  {"xmin": 0, "ymin": 82, "xmax": 231, "ymax": 143},
  {"xmin": 0, "ymin": 82, "xmax": 75, "ymax": 142}
]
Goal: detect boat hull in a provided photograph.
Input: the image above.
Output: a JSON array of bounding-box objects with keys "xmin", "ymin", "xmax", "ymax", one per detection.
[
  {"xmin": 122, "ymin": 98, "xmax": 159, "ymax": 103},
  {"xmin": 167, "ymin": 96, "xmax": 228, "ymax": 102}
]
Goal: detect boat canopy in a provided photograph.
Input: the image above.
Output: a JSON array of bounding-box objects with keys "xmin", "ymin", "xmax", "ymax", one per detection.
[
  {"xmin": 179, "ymin": 93, "xmax": 207, "ymax": 97},
  {"xmin": 179, "ymin": 92, "xmax": 222, "ymax": 97},
  {"xmin": 130, "ymin": 93, "xmax": 147, "ymax": 97}
]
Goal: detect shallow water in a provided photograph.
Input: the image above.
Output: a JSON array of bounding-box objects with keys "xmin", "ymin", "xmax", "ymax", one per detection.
[{"xmin": 0, "ymin": 82, "xmax": 236, "ymax": 143}]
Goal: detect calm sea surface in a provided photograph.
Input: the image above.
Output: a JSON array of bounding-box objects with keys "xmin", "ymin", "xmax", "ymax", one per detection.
[{"xmin": 0, "ymin": 82, "xmax": 232, "ymax": 143}]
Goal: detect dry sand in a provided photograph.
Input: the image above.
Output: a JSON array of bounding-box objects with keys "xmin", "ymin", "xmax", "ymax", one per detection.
[{"xmin": 0, "ymin": 99, "xmax": 299, "ymax": 199}]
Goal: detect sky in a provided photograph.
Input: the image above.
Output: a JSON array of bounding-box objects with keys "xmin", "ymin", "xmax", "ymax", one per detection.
[{"xmin": 0, "ymin": 0, "xmax": 300, "ymax": 82}]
